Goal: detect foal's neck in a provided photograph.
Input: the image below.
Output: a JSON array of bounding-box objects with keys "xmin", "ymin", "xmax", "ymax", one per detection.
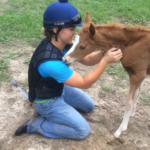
[{"xmin": 96, "ymin": 25, "xmax": 146, "ymax": 49}]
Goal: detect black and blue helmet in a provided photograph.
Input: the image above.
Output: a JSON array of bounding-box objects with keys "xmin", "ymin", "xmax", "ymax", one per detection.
[{"xmin": 43, "ymin": 0, "xmax": 83, "ymax": 29}]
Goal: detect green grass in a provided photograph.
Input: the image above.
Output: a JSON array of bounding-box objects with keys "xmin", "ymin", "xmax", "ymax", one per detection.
[
  {"xmin": 0, "ymin": 58, "xmax": 9, "ymax": 70},
  {"xmin": 0, "ymin": 54, "xmax": 10, "ymax": 86},
  {"xmin": 0, "ymin": 49, "xmax": 10, "ymax": 86},
  {"xmin": 23, "ymin": 78, "xmax": 28, "ymax": 87},
  {"xmin": 72, "ymin": 0, "xmax": 150, "ymax": 24},
  {"xmin": 0, "ymin": 49, "xmax": 27, "ymax": 86},
  {"xmin": 140, "ymin": 89, "xmax": 150, "ymax": 104},
  {"xmin": 23, "ymin": 57, "xmax": 31, "ymax": 65},
  {"xmin": 0, "ymin": 72, "xmax": 10, "ymax": 87},
  {"xmin": 106, "ymin": 62, "xmax": 128, "ymax": 79},
  {"xmin": 3, "ymin": 49, "xmax": 27, "ymax": 59},
  {"xmin": 101, "ymin": 83, "xmax": 115, "ymax": 93},
  {"xmin": 0, "ymin": 60, "xmax": 10, "ymax": 87},
  {"xmin": 96, "ymin": 127, "xmax": 103, "ymax": 137}
]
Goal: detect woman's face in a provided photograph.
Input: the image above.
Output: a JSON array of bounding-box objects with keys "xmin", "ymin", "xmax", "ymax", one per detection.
[{"xmin": 57, "ymin": 27, "xmax": 77, "ymax": 44}]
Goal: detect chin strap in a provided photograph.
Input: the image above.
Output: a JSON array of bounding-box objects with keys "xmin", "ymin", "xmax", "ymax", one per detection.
[{"xmin": 55, "ymin": 27, "xmax": 62, "ymax": 41}]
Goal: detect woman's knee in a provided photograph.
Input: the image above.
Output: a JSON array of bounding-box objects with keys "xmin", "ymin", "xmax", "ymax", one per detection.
[
  {"xmin": 85, "ymin": 101, "xmax": 95, "ymax": 113},
  {"xmin": 76, "ymin": 123, "xmax": 90, "ymax": 139},
  {"xmin": 90, "ymin": 101, "xmax": 95, "ymax": 111}
]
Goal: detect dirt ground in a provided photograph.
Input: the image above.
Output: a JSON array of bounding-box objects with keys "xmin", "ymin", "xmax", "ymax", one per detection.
[{"xmin": 0, "ymin": 45, "xmax": 150, "ymax": 150}]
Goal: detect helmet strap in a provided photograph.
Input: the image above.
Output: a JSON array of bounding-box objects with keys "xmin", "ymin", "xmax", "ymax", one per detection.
[{"xmin": 55, "ymin": 27, "xmax": 62, "ymax": 41}]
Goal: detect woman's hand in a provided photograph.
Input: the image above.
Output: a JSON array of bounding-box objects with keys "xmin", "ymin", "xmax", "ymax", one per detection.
[{"xmin": 103, "ymin": 48, "xmax": 123, "ymax": 64}]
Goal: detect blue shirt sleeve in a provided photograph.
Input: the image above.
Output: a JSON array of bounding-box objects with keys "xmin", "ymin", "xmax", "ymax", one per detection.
[{"xmin": 38, "ymin": 61, "xmax": 73, "ymax": 83}]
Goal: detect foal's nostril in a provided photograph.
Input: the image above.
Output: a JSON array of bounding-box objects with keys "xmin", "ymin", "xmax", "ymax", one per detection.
[{"xmin": 63, "ymin": 59, "xmax": 67, "ymax": 64}]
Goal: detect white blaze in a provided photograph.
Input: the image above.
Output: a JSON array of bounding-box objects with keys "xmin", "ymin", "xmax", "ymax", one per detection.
[
  {"xmin": 65, "ymin": 35, "xmax": 80, "ymax": 56},
  {"xmin": 62, "ymin": 35, "xmax": 80, "ymax": 64}
]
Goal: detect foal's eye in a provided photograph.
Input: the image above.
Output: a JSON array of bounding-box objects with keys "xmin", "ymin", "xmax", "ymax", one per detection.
[{"xmin": 80, "ymin": 46, "xmax": 86, "ymax": 50}]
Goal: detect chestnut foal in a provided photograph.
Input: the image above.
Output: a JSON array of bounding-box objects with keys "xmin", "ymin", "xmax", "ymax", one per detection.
[{"xmin": 63, "ymin": 12, "xmax": 150, "ymax": 138}]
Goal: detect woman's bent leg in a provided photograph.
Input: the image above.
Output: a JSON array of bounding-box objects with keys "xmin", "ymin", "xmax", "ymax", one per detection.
[
  {"xmin": 27, "ymin": 97, "xmax": 90, "ymax": 139},
  {"xmin": 63, "ymin": 85, "xmax": 94, "ymax": 113}
]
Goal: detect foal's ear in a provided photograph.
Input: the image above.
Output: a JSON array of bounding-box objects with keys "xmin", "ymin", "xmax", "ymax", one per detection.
[
  {"xmin": 89, "ymin": 23, "xmax": 95, "ymax": 36},
  {"xmin": 85, "ymin": 12, "xmax": 91, "ymax": 23}
]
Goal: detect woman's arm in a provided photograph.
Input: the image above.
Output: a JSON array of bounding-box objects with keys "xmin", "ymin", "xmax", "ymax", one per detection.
[
  {"xmin": 79, "ymin": 51, "xmax": 104, "ymax": 66},
  {"xmin": 63, "ymin": 48, "xmax": 122, "ymax": 89},
  {"xmin": 63, "ymin": 58, "xmax": 108, "ymax": 89}
]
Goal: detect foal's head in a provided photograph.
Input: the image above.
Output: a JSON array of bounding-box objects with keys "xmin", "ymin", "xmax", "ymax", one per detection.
[
  {"xmin": 62, "ymin": 12, "xmax": 98, "ymax": 64},
  {"xmin": 63, "ymin": 12, "xmax": 116, "ymax": 64}
]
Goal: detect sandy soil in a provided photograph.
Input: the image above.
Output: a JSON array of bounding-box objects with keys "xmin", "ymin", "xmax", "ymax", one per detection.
[{"xmin": 0, "ymin": 45, "xmax": 150, "ymax": 150}]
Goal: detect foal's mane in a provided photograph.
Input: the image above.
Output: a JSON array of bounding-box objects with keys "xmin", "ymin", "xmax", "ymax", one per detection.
[{"xmin": 83, "ymin": 23, "xmax": 150, "ymax": 33}]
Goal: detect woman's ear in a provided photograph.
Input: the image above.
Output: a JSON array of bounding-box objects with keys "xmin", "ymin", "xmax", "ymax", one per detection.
[{"xmin": 52, "ymin": 27, "xmax": 58, "ymax": 34}]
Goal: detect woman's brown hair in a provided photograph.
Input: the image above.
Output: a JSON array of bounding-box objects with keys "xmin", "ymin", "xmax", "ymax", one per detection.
[{"xmin": 41, "ymin": 27, "xmax": 54, "ymax": 41}]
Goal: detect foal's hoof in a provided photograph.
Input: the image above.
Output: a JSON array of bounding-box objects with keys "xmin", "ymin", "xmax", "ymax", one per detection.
[{"xmin": 107, "ymin": 135, "xmax": 125, "ymax": 146}]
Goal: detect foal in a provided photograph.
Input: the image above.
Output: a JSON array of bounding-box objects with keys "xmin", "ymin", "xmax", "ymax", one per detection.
[{"xmin": 63, "ymin": 12, "xmax": 150, "ymax": 138}]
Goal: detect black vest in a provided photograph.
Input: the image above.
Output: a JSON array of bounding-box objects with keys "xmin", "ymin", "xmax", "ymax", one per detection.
[{"xmin": 28, "ymin": 38, "xmax": 72, "ymax": 103}]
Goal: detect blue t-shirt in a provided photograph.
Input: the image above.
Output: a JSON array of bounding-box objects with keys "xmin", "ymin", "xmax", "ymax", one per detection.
[{"xmin": 35, "ymin": 49, "xmax": 73, "ymax": 101}]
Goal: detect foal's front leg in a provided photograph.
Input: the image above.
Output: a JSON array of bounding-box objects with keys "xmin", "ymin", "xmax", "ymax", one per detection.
[
  {"xmin": 114, "ymin": 90, "xmax": 134, "ymax": 138},
  {"xmin": 114, "ymin": 74, "xmax": 145, "ymax": 138},
  {"xmin": 130, "ymin": 80, "xmax": 144, "ymax": 116}
]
